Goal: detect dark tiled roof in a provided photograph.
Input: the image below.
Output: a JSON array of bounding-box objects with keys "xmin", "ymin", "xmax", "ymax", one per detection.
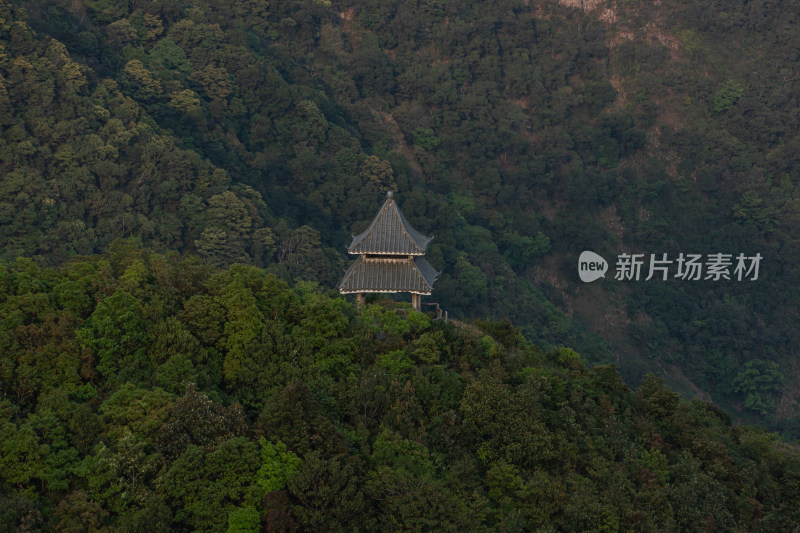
[
  {"xmin": 348, "ymin": 193, "xmax": 432, "ymax": 255},
  {"xmin": 413, "ymin": 256, "xmax": 439, "ymax": 286},
  {"xmin": 339, "ymin": 256, "xmax": 438, "ymax": 295}
]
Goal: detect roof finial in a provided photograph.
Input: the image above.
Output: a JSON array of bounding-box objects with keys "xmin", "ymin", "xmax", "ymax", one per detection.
[{"xmin": 386, "ymin": 190, "xmax": 394, "ymax": 199}]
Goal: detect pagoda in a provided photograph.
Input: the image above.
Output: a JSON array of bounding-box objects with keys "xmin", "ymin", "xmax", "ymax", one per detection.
[{"xmin": 339, "ymin": 191, "xmax": 438, "ymax": 310}]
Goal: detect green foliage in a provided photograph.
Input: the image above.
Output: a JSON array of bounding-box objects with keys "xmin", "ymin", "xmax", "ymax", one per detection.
[
  {"xmin": 76, "ymin": 289, "xmax": 150, "ymax": 384},
  {"xmin": 149, "ymin": 38, "xmax": 191, "ymax": 73},
  {"xmin": 159, "ymin": 437, "xmax": 260, "ymax": 531},
  {"xmin": 733, "ymin": 360, "xmax": 783, "ymax": 415},
  {"xmin": 2, "ymin": 0, "xmax": 799, "ymax": 433},
  {"xmin": 101, "ymin": 384, "xmax": 173, "ymax": 440},
  {"xmin": 0, "ymin": 412, "xmax": 46, "ymax": 489},
  {"xmin": 0, "ymin": 254, "xmax": 798, "ymax": 531},
  {"xmin": 642, "ymin": 448, "xmax": 670, "ymax": 483},
  {"xmin": 157, "ymin": 386, "xmax": 247, "ymax": 460},
  {"xmin": 410, "ymin": 330, "xmax": 445, "ymax": 363},
  {"xmin": 375, "ymin": 349, "xmax": 414, "ymax": 377},
  {"xmin": 412, "ymin": 127, "xmax": 440, "ymax": 150},
  {"xmin": 3, "ymin": 0, "xmax": 800, "ymax": 526},
  {"xmin": 713, "ymin": 80, "xmax": 745, "ymax": 113},
  {"xmin": 256, "ymin": 438, "xmax": 301, "ymax": 494},
  {"xmin": 226, "ymin": 506, "xmax": 260, "ymax": 533}
]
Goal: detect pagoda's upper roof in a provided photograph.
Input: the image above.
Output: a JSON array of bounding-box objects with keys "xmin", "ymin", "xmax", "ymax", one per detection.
[
  {"xmin": 348, "ymin": 191, "xmax": 432, "ymax": 255},
  {"xmin": 338, "ymin": 256, "xmax": 438, "ymax": 295}
]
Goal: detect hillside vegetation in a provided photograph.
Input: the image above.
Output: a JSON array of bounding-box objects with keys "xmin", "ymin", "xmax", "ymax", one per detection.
[
  {"xmin": 1, "ymin": 247, "xmax": 800, "ymax": 531},
  {"xmin": 1, "ymin": 0, "xmax": 798, "ymax": 428}
]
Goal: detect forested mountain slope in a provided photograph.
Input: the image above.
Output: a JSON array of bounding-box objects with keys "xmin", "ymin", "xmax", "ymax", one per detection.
[
  {"xmin": 2, "ymin": 0, "xmax": 799, "ymax": 432},
  {"xmin": 1, "ymin": 249, "xmax": 799, "ymax": 531}
]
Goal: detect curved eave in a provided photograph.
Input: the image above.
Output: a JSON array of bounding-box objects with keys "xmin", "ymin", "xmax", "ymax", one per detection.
[
  {"xmin": 348, "ymin": 250, "xmax": 426, "ymax": 256},
  {"xmin": 339, "ymin": 289, "xmax": 432, "ymax": 295}
]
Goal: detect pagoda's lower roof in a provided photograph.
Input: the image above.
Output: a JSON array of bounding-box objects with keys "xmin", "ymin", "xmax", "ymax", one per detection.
[{"xmin": 339, "ymin": 256, "xmax": 438, "ymax": 295}]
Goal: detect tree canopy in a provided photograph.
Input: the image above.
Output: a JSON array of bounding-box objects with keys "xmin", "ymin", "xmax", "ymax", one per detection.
[{"xmin": 1, "ymin": 248, "xmax": 799, "ymax": 530}]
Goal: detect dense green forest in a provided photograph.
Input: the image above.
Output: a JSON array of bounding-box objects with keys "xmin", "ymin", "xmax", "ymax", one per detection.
[
  {"xmin": 2, "ymin": 0, "xmax": 800, "ymax": 527},
  {"xmin": 2, "ymin": 248, "xmax": 800, "ymax": 531},
  {"xmin": 2, "ymin": 0, "xmax": 799, "ymax": 431}
]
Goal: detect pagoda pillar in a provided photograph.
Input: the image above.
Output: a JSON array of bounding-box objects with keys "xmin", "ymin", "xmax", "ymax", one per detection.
[
  {"xmin": 356, "ymin": 293, "xmax": 366, "ymax": 305},
  {"xmin": 411, "ymin": 293, "xmax": 421, "ymax": 310}
]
